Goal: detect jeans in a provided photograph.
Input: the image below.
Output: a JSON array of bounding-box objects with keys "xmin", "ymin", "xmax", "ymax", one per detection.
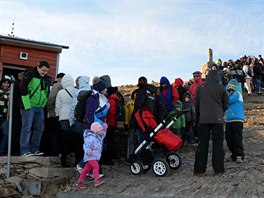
[
  {"xmin": 254, "ymin": 78, "xmax": 262, "ymax": 94},
  {"xmin": 0, "ymin": 118, "xmax": 9, "ymax": 154},
  {"xmin": 20, "ymin": 107, "xmax": 45, "ymax": 155}
]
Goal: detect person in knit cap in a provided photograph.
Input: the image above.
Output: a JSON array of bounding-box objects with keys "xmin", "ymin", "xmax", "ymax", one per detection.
[
  {"xmin": 76, "ymin": 122, "xmax": 106, "ymax": 189},
  {"xmin": 225, "ymin": 79, "xmax": 245, "ymax": 163}
]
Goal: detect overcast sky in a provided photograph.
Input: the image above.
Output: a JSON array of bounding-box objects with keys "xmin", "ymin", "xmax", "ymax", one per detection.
[{"xmin": 1, "ymin": 0, "xmax": 263, "ymax": 86}]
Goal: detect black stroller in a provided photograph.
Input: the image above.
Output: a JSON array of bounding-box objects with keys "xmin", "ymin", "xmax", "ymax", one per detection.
[{"xmin": 130, "ymin": 108, "xmax": 188, "ymax": 177}]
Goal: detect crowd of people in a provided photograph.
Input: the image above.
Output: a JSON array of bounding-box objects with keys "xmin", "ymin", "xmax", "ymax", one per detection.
[{"xmin": 0, "ymin": 54, "xmax": 263, "ymax": 188}]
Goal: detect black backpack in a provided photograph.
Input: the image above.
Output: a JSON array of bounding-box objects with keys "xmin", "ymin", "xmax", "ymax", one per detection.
[
  {"xmin": 74, "ymin": 90, "xmax": 99, "ymax": 123},
  {"xmin": 247, "ymin": 66, "xmax": 253, "ymax": 77},
  {"xmin": 116, "ymin": 99, "xmax": 125, "ymax": 122}
]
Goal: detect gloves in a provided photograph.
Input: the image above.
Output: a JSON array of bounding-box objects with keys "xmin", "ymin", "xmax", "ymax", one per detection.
[{"xmin": 103, "ymin": 123, "xmax": 108, "ymax": 131}]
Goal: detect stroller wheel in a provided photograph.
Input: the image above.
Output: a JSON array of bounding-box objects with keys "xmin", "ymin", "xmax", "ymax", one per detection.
[
  {"xmin": 167, "ymin": 152, "xmax": 182, "ymax": 170},
  {"xmin": 152, "ymin": 158, "xmax": 170, "ymax": 177},
  {"xmin": 130, "ymin": 161, "xmax": 143, "ymax": 175}
]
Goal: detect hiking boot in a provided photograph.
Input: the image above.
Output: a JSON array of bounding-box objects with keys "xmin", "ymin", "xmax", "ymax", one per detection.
[
  {"xmin": 75, "ymin": 179, "xmax": 86, "ymax": 189},
  {"xmin": 94, "ymin": 176, "xmax": 104, "ymax": 187},
  {"xmin": 21, "ymin": 152, "xmax": 33, "ymax": 157},
  {"xmin": 236, "ymin": 156, "xmax": 243, "ymax": 163},
  {"xmin": 75, "ymin": 164, "xmax": 83, "ymax": 173}
]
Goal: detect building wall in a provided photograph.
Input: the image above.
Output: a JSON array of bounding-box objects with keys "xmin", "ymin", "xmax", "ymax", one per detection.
[{"xmin": 0, "ymin": 44, "xmax": 58, "ymax": 80}]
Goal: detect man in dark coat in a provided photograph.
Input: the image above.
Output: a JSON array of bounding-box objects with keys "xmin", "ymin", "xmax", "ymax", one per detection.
[{"xmin": 194, "ymin": 70, "xmax": 229, "ymax": 175}]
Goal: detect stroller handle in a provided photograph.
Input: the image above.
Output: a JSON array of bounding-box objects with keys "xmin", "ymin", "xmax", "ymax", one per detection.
[{"xmin": 166, "ymin": 109, "xmax": 189, "ymax": 128}]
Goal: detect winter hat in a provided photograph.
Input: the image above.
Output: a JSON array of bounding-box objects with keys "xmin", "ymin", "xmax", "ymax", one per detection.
[
  {"xmin": 174, "ymin": 100, "xmax": 182, "ymax": 110},
  {"xmin": 92, "ymin": 76, "xmax": 106, "ymax": 92},
  {"xmin": 100, "ymin": 75, "xmax": 112, "ymax": 88},
  {"xmin": 91, "ymin": 122, "xmax": 103, "ymax": 133},
  {"xmin": 228, "ymin": 79, "xmax": 239, "ymax": 88},
  {"xmin": 0, "ymin": 75, "xmax": 12, "ymax": 84}
]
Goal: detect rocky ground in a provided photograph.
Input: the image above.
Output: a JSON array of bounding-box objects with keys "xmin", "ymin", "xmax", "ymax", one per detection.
[{"xmin": 1, "ymin": 92, "xmax": 264, "ymax": 198}]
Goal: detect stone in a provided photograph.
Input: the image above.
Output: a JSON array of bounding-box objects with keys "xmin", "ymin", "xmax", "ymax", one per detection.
[{"xmin": 29, "ymin": 167, "xmax": 75, "ymax": 178}]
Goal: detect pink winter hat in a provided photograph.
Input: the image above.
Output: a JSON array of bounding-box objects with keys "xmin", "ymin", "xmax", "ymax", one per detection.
[{"xmin": 91, "ymin": 122, "xmax": 103, "ymax": 133}]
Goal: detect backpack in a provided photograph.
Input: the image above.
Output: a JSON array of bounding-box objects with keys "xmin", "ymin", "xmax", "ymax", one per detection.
[
  {"xmin": 115, "ymin": 91, "xmax": 125, "ymax": 122},
  {"xmin": 116, "ymin": 99, "xmax": 125, "ymax": 122},
  {"xmin": 74, "ymin": 90, "xmax": 99, "ymax": 123},
  {"xmin": 155, "ymin": 94, "xmax": 167, "ymax": 123},
  {"xmin": 247, "ymin": 67, "xmax": 253, "ymax": 77}
]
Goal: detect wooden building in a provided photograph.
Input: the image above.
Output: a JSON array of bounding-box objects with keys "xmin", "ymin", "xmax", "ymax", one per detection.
[{"xmin": 0, "ymin": 34, "xmax": 69, "ymax": 81}]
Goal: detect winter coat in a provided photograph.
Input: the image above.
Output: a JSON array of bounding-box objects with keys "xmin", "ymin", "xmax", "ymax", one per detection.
[
  {"xmin": 106, "ymin": 93, "xmax": 120, "ymax": 126},
  {"xmin": 83, "ymin": 129, "xmax": 106, "ymax": 162},
  {"xmin": 159, "ymin": 76, "xmax": 179, "ymax": 113},
  {"xmin": 47, "ymin": 81, "xmax": 63, "ymax": 117},
  {"xmin": 0, "ymin": 88, "xmax": 10, "ymax": 118},
  {"xmin": 83, "ymin": 90, "xmax": 110, "ymax": 130},
  {"xmin": 20, "ymin": 67, "xmax": 51, "ymax": 110},
  {"xmin": 195, "ymin": 70, "xmax": 229, "ymax": 124},
  {"xmin": 174, "ymin": 78, "xmax": 187, "ymax": 102},
  {"xmin": 134, "ymin": 83, "xmax": 157, "ymax": 115},
  {"xmin": 69, "ymin": 76, "xmax": 91, "ymax": 126},
  {"xmin": 189, "ymin": 71, "xmax": 204, "ymax": 104},
  {"xmin": 182, "ymin": 92, "xmax": 196, "ymax": 122},
  {"xmin": 55, "ymin": 74, "xmax": 75, "ymax": 121},
  {"xmin": 225, "ymin": 81, "xmax": 244, "ymax": 122},
  {"xmin": 124, "ymin": 100, "xmax": 134, "ymax": 127},
  {"xmin": 167, "ymin": 101, "xmax": 185, "ymax": 129}
]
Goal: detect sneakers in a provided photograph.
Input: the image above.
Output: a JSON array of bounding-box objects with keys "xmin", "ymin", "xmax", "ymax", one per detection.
[
  {"xmin": 236, "ymin": 156, "xmax": 243, "ymax": 163},
  {"xmin": 32, "ymin": 151, "xmax": 44, "ymax": 156},
  {"xmin": 75, "ymin": 164, "xmax": 83, "ymax": 174},
  {"xmin": 75, "ymin": 179, "xmax": 86, "ymax": 189},
  {"xmin": 88, "ymin": 173, "xmax": 105, "ymax": 179},
  {"xmin": 21, "ymin": 152, "xmax": 33, "ymax": 157},
  {"xmin": 94, "ymin": 176, "xmax": 104, "ymax": 187}
]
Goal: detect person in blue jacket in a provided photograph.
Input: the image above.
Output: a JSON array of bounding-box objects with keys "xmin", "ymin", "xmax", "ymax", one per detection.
[{"xmin": 225, "ymin": 79, "xmax": 245, "ymax": 163}]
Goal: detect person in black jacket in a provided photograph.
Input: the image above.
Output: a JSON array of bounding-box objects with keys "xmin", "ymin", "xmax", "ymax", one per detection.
[{"xmin": 194, "ymin": 70, "xmax": 229, "ymax": 176}]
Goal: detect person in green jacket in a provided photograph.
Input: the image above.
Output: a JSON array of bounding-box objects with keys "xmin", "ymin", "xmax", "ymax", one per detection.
[
  {"xmin": 20, "ymin": 61, "xmax": 51, "ymax": 156},
  {"xmin": 167, "ymin": 100, "xmax": 185, "ymax": 138}
]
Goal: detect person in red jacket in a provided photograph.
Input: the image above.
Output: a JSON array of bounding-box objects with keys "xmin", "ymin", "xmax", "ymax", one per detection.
[
  {"xmin": 189, "ymin": 71, "xmax": 204, "ymax": 104},
  {"xmin": 103, "ymin": 87, "xmax": 121, "ymax": 165}
]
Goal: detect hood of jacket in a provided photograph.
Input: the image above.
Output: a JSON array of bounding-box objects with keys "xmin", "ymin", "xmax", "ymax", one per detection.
[
  {"xmin": 61, "ymin": 74, "xmax": 74, "ymax": 89},
  {"xmin": 160, "ymin": 76, "xmax": 170, "ymax": 85},
  {"xmin": 138, "ymin": 83, "xmax": 157, "ymax": 94},
  {"xmin": 78, "ymin": 76, "xmax": 91, "ymax": 91},
  {"xmin": 206, "ymin": 70, "xmax": 220, "ymax": 83},
  {"xmin": 174, "ymin": 78, "xmax": 184, "ymax": 87},
  {"xmin": 226, "ymin": 79, "xmax": 242, "ymax": 93}
]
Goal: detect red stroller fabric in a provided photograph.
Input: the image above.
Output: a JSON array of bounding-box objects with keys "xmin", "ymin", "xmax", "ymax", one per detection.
[
  {"xmin": 154, "ymin": 128, "xmax": 182, "ymax": 151},
  {"xmin": 135, "ymin": 108, "xmax": 182, "ymax": 151},
  {"xmin": 135, "ymin": 108, "xmax": 157, "ymax": 132}
]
